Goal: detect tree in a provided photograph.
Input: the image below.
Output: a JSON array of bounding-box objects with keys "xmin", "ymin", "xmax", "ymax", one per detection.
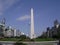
[
  {"xmin": 19, "ymin": 35, "xmax": 30, "ymax": 41},
  {"xmin": 20, "ymin": 35, "xmax": 26, "ymax": 39},
  {"xmin": 14, "ymin": 42, "xmax": 27, "ymax": 45},
  {"xmin": 57, "ymin": 25, "xmax": 60, "ymax": 39}
]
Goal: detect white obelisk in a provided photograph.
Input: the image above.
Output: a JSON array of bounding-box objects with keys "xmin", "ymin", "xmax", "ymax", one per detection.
[{"xmin": 31, "ymin": 8, "xmax": 35, "ymax": 39}]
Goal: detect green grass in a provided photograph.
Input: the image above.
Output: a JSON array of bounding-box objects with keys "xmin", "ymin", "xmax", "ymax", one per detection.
[
  {"xmin": 0, "ymin": 38, "xmax": 55, "ymax": 41},
  {"xmin": 0, "ymin": 38, "xmax": 21, "ymax": 41},
  {"xmin": 34, "ymin": 38, "xmax": 55, "ymax": 41}
]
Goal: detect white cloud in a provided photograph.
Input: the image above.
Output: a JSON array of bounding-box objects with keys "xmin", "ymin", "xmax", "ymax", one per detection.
[
  {"xmin": 0, "ymin": 0, "xmax": 20, "ymax": 15},
  {"xmin": 17, "ymin": 15, "xmax": 31, "ymax": 21},
  {"xmin": 0, "ymin": 1, "xmax": 4, "ymax": 15},
  {"xmin": 4, "ymin": 0, "xmax": 20, "ymax": 10}
]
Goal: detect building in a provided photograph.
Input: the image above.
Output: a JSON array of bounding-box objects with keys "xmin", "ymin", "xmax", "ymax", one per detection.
[
  {"xmin": 14, "ymin": 29, "xmax": 17, "ymax": 37},
  {"xmin": 46, "ymin": 20, "xmax": 60, "ymax": 38},
  {"xmin": 0, "ymin": 18, "xmax": 24, "ymax": 38},
  {"xmin": 5, "ymin": 26, "xmax": 14, "ymax": 37},
  {"xmin": 0, "ymin": 18, "xmax": 6, "ymax": 38},
  {"xmin": 16, "ymin": 29, "xmax": 21, "ymax": 37},
  {"xmin": 41, "ymin": 20, "xmax": 60, "ymax": 38}
]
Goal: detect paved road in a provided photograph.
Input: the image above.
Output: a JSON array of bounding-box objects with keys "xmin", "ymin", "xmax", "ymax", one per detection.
[{"xmin": 0, "ymin": 41, "xmax": 58, "ymax": 45}]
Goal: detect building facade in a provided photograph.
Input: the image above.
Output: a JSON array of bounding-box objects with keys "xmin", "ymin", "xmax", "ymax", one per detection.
[{"xmin": 46, "ymin": 20, "xmax": 60, "ymax": 38}]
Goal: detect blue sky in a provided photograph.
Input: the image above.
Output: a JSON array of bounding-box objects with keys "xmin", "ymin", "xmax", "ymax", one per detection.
[{"xmin": 0, "ymin": 0, "xmax": 60, "ymax": 36}]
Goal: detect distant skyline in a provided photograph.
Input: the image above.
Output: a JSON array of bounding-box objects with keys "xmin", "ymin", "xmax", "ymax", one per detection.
[{"xmin": 0, "ymin": 0, "xmax": 60, "ymax": 36}]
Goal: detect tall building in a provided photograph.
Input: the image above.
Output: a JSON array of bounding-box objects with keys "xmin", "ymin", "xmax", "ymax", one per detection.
[
  {"xmin": 0, "ymin": 18, "xmax": 6, "ymax": 37},
  {"xmin": 54, "ymin": 20, "xmax": 59, "ymax": 28},
  {"xmin": 43, "ymin": 20, "xmax": 60, "ymax": 38},
  {"xmin": 5, "ymin": 26, "xmax": 14, "ymax": 37},
  {"xmin": 14, "ymin": 29, "xmax": 17, "ymax": 37},
  {"xmin": 0, "ymin": 18, "xmax": 23, "ymax": 37},
  {"xmin": 30, "ymin": 8, "xmax": 35, "ymax": 39},
  {"xmin": 16, "ymin": 29, "xmax": 21, "ymax": 37}
]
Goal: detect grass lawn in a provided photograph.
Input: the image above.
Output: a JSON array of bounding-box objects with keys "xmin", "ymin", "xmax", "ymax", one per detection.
[
  {"xmin": 34, "ymin": 38, "xmax": 55, "ymax": 41},
  {"xmin": 0, "ymin": 38, "xmax": 55, "ymax": 41},
  {"xmin": 0, "ymin": 38, "xmax": 21, "ymax": 41}
]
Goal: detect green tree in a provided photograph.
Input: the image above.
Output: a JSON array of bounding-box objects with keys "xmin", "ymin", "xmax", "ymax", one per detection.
[
  {"xmin": 19, "ymin": 35, "xmax": 30, "ymax": 41},
  {"xmin": 57, "ymin": 25, "xmax": 60, "ymax": 39},
  {"xmin": 14, "ymin": 42, "xmax": 27, "ymax": 45}
]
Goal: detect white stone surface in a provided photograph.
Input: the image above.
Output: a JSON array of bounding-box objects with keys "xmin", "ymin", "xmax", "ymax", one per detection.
[{"xmin": 31, "ymin": 8, "xmax": 35, "ymax": 39}]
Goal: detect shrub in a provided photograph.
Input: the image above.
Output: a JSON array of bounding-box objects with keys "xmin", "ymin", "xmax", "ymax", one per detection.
[{"xmin": 14, "ymin": 42, "xmax": 27, "ymax": 45}]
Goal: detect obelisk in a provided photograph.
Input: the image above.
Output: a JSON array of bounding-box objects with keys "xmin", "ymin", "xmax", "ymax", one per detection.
[{"xmin": 31, "ymin": 8, "xmax": 35, "ymax": 39}]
